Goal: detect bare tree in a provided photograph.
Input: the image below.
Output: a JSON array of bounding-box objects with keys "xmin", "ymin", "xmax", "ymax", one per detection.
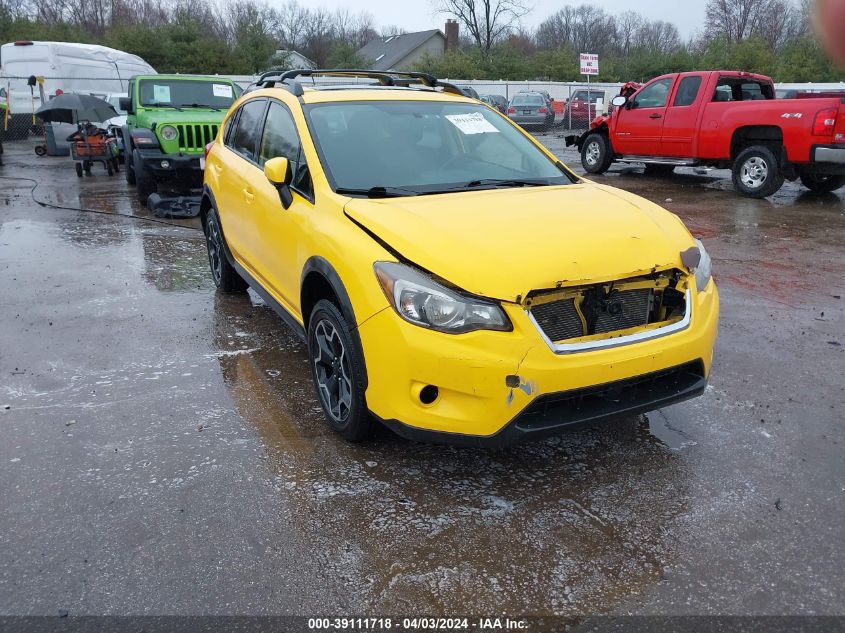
[
  {"xmin": 436, "ymin": 0, "xmax": 530, "ymax": 56},
  {"xmin": 535, "ymin": 5, "xmax": 616, "ymax": 55},
  {"xmin": 705, "ymin": 0, "xmax": 763, "ymax": 43},
  {"xmin": 276, "ymin": 0, "xmax": 309, "ymax": 51}
]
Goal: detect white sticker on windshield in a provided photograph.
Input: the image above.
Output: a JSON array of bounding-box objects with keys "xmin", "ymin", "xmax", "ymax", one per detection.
[
  {"xmin": 445, "ymin": 112, "xmax": 499, "ymax": 135},
  {"xmin": 212, "ymin": 84, "xmax": 233, "ymax": 99},
  {"xmin": 153, "ymin": 85, "xmax": 171, "ymax": 103}
]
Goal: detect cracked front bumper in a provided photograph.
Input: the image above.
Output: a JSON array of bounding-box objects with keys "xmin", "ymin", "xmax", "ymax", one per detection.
[{"xmin": 357, "ymin": 280, "xmax": 719, "ymax": 446}]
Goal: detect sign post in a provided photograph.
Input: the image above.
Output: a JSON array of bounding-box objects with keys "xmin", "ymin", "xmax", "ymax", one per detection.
[{"xmin": 579, "ymin": 53, "xmax": 599, "ymax": 122}]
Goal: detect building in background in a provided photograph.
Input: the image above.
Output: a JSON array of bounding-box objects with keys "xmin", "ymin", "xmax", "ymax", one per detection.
[
  {"xmin": 269, "ymin": 50, "xmax": 317, "ymax": 70},
  {"xmin": 358, "ymin": 22, "xmax": 458, "ymax": 71}
]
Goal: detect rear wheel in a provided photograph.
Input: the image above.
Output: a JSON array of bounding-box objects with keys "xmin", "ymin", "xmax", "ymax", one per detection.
[
  {"xmin": 732, "ymin": 145, "xmax": 784, "ymax": 198},
  {"xmin": 581, "ymin": 133, "xmax": 613, "ymax": 174},
  {"xmin": 204, "ymin": 208, "xmax": 247, "ymax": 294},
  {"xmin": 799, "ymin": 172, "xmax": 845, "ymax": 193},
  {"xmin": 308, "ymin": 299, "xmax": 373, "ymax": 443}
]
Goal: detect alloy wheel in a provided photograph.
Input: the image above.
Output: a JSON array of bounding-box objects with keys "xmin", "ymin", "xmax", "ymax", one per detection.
[
  {"xmin": 206, "ymin": 217, "xmax": 223, "ymax": 284},
  {"xmin": 585, "ymin": 141, "xmax": 601, "ymax": 167},
  {"xmin": 312, "ymin": 319, "xmax": 353, "ymax": 423}
]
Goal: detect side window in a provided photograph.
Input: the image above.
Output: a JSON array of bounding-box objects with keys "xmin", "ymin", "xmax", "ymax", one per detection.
[
  {"xmin": 229, "ymin": 99, "xmax": 266, "ymax": 161},
  {"xmin": 222, "ymin": 109, "xmax": 239, "ymax": 145},
  {"xmin": 673, "ymin": 76, "xmax": 702, "ymax": 107},
  {"xmin": 259, "ymin": 101, "xmax": 312, "ymax": 198},
  {"xmin": 633, "ymin": 79, "xmax": 673, "ymax": 109}
]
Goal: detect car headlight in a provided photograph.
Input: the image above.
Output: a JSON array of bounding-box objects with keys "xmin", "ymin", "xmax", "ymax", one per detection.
[
  {"xmin": 694, "ymin": 239, "xmax": 712, "ymax": 291},
  {"xmin": 374, "ymin": 262, "xmax": 510, "ymax": 334},
  {"xmin": 160, "ymin": 125, "xmax": 178, "ymax": 142}
]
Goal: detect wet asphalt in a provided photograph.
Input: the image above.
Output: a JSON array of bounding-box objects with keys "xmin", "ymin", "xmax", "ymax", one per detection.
[{"xmin": 0, "ymin": 137, "xmax": 843, "ymax": 620}]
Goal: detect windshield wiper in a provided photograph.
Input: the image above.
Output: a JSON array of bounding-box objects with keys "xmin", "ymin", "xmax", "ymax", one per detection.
[
  {"xmin": 463, "ymin": 178, "xmax": 550, "ymax": 189},
  {"xmin": 180, "ymin": 103, "xmax": 220, "ymax": 111},
  {"xmin": 336, "ymin": 186, "xmax": 419, "ymax": 198},
  {"xmin": 143, "ymin": 103, "xmax": 183, "ymax": 111}
]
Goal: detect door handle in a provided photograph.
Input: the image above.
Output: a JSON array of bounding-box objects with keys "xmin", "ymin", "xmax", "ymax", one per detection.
[
  {"xmin": 649, "ymin": 113, "xmax": 662, "ymax": 119},
  {"xmin": 243, "ymin": 188, "xmax": 254, "ymax": 202}
]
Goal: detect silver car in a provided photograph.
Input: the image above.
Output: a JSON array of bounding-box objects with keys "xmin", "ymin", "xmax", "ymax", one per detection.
[{"xmin": 507, "ymin": 93, "xmax": 551, "ymax": 128}]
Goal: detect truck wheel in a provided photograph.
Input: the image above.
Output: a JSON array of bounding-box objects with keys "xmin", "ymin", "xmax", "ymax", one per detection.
[
  {"xmin": 133, "ymin": 149, "xmax": 156, "ymax": 204},
  {"xmin": 204, "ymin": 208, "xmax": 248, "ymax": 294},
  {"xmin": 732, "ymin": 146, "xmax": 784, "ymax": 198},
  {"xmin": 799, "ymin": 172, "xmax": 845, "ymax": 193},
  {"xmin": 308, "ymin": 299, "xmax": 373, "ymax": 443},
  {"xmin": 581, "ymin": 133, "xmax": 613, "ymax": 174}
]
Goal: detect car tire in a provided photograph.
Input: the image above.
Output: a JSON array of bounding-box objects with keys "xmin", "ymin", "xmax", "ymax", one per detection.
[
  {"xmin": 125, "ymin": 150, "xmax": 136, "ymax": 185},
  {"xmin": 308, "ymin": 299, "xmax": 373, "ymax": 443},
  {"xmin": 799, "ymin": 172, "xmax": 845, "ymax": 193},
  {"xmin": 133, "ymin": 149, "xmax": 156, "ymax": 204},
  {"xmin": 732, "ymin": 145, "xmax": 784, "ymax": 198},
  {"xmin": 581, "ymin": 133, "xmax": 613, "ymax": 174},
  {"xmin": 204, "ymin": 208, "xmax": 248, "ymax": 294},
  {"xmin": 644, "ymin": 163, "xmax": 675, "ymax": 176}
]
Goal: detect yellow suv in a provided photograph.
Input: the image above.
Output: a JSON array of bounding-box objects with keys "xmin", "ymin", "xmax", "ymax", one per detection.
[{"xmin": 201, "ymin": 70, "xmax": 719, "ymax": 447}]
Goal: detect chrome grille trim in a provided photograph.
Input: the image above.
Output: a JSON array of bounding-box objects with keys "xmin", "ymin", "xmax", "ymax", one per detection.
[{"xmin": 528, "ymin": 289, "xmax": 692, "ymax": 354}]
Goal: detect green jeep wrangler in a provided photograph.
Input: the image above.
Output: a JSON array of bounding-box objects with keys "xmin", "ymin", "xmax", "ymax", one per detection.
[{"xmin": 120, "ymin": 75, "xmax": 241, "ymax": 203}]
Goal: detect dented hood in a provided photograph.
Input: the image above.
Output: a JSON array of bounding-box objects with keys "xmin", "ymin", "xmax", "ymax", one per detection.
[{"xmin": 344, "ymin": 183, "xmax": 695, "ymax": 303}]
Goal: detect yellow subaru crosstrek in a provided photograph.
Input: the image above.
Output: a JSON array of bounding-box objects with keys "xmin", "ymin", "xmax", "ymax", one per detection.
[{"xmin": 201, "ymin": 70, "xmax": 719, "ymax": 447}]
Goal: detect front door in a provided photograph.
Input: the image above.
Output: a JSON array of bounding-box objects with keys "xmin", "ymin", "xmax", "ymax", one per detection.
[
  {"xmin": 251, "ymin": 100, "xmax": 314, "ymax": 316},
  {"xmin": 612, "ymin": 78, "xmax": 673, "ymax": 156}
]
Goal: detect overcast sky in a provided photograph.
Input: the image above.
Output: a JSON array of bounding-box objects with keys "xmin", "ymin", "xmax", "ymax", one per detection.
[{"xmin": 291, "ymin": 0, "xmax": 709, "ymax": 41}]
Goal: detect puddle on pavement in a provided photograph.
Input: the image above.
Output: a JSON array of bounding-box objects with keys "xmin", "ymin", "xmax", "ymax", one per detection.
[{"xmin": 209, "ymin": 291, "xmax": 693, "ymax": 615}]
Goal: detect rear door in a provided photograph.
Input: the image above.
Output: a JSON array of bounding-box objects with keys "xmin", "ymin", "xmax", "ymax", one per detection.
[
  {"xmin": 612, "ymin": 77, "xmax": 673, "ymax": 155},
  {"xmin": 661, "ymin": 74, "xmax": 705, "ymax": 157},
  {"xmin": 212, "ymin": 98, "xmax": 267, "ymax": 269}
]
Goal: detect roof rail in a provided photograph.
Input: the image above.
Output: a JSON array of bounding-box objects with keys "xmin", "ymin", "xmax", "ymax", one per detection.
[{"xmin": 246, "ymin": 69, "xmax": 465, "ymax": 97}]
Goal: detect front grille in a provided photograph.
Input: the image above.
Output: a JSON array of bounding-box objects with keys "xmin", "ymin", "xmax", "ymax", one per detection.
[
  {"xmin": 594, "ymin": 288, "xmax": 651, "ymax": 333},
  {"xmin": 515, "ymin": 360, "xmax": 706, "ymax": 432},
  {"xmin": 176, "ymin": 124, "xmax": 218, "ymax": 152},
  {"xmin": 528, "ymin": 274, "xmax": 686, "ymax": 344},
  {"xmin": 531, "ymin": 298, "xmax": 583, "ymax": 342}
]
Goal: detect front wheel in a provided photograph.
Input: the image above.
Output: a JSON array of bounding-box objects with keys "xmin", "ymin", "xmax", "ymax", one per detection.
[
  {"xmin": 799, "ymin": 172, "xmax": 845, "ymax": 193},
  {"xmin": 732, "ymin": 145, "xmax": 784, "ymax": 198},
  {"xmin": 308, "ymin": 300, "xmax": 373, "ymax": 443},
  {"xmin": 133, "ymin": 149, "xmax": 156, "ymax": 204},
  {"xmin": 581, "ymin": 133, "xmax": 613, "ymax": 174}
]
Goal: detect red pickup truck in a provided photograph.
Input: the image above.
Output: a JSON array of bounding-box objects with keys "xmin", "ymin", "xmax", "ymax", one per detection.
[{"xmin": 568, "ymin": 71, "xmax": 845, "ymax": 197}]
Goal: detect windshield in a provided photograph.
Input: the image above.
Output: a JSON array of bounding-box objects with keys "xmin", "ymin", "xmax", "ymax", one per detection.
[
  {"xmin": 305, "ymin": 101, "xmax": 571, "ymax": 195},
  {"xmin": 138, "ymin": 79, "xmax": 235, "ymax": 109}
]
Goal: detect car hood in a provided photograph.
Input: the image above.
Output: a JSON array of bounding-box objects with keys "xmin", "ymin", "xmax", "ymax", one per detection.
[
  {"xmin": 344, "ymin": 183, "xmax": 695, "ymax": 303},
  {"xmin": 137, "ymin": 109, "xmax": 225, "ymax": 126}
]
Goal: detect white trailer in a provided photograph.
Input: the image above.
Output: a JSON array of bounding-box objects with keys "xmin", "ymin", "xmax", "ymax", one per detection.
[{"xmin": 0, "ymin": 40, "xmax": 155, "ymax": 139}]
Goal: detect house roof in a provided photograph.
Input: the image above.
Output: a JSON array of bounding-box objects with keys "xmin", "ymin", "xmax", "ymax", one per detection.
[{"xmin": 358, "ymin": 30, "xmax": 445, "ymax": 71}]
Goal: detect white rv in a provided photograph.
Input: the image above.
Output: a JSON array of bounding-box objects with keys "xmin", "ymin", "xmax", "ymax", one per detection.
[{"xmin": 0, "ymin": 40, "xmax": 155, "ymax": 138}]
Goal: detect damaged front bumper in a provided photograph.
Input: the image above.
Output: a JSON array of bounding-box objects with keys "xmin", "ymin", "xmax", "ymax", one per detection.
[{"xmin": 357, "ymin": 280, "xmax": 719, "ymax": 447}]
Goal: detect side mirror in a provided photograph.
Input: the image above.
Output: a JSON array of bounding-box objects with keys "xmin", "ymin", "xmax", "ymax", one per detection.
[
  {"xmin": 611, "ymin": 95, "xmax": 627, "ymax": 107},
  {"xmin": 264, "ymin": 156, "xmax": 293, "ymax": 209},
  {"xmin": 119, "ymin": 97, "xmax": 132, "ymax": 113}
]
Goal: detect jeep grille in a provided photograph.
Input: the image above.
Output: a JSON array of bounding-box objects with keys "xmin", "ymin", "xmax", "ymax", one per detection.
[{"xmin": 176, "ymin": 124, "xmax": 218, "ymax": 152}]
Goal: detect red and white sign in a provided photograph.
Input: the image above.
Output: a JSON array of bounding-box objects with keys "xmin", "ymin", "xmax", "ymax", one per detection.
[{"xmin": 580, "ymin": 53, "xmax": 599, "ymax": 76}]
